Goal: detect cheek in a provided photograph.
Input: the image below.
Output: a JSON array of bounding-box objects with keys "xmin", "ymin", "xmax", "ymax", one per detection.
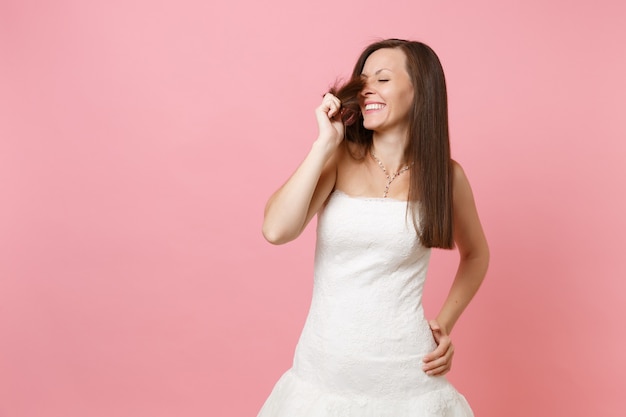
[
  {"xmin": 395, "ymin": 92, "xmax": 413, "ymax": 114},
  {"xmin": 402, "ymin": 92, "xmax": 414, "ymax": 113},
  {"xmin": 403, "ymin": 87, "xmax": 414, "ymax": 105}
]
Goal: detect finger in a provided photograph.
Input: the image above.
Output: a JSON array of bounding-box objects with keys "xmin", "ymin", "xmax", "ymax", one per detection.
[
  {"xmin": 321, "ymin": 93, "xmax": 340, "ymax": 107},
  {"xmin": 422, "ymin": 350, "xmax": 454, "ymax": 375},
  {"xmin": 315, "ymin": 101, "xmax": 339, "ymax": 121},
  {"xmin": 328, "ymin": 104, "xmax": 339, "ymax": 118},
  {"xmin": 424, "ymin": 353, "xmax": 455, "ymax": 378},
  {"xmin": 423, "ymin": 355, "xmax": 445, "ymax": 371},
  {"xmin": 321, "ymin": 93, "xmax": 341, "ymax": 113},
  {"xmin": 320, "ymin": 99, "xmax": 337, "ymax": 118},
  {"xmin": 428, "ymin": 320, "xmax": 441, "ymax": 332},
  {"xmin": 328, "ymin": 99, "xmax": 342, "ymax": 118},
  {"xmin": 428, "ymin": 320, "xmax": 443, "ymax": 343},
  {"xmin": 422, "ymin": 347, "xmax": 454, "ymax": 369},
  {"xmin": 422, "ymin": 338, "xmax": 451, "ymax": 362},
  {"xmin": 422, "ymin": 346, "xmax": 451, "ymax": 367},
  {"xmin": 425, "ymin": 362, "xmax": 451, "ymax": 376},
  {"xmin": 323, "ymin": 92, "xmax": 341, "ymax": 105}
]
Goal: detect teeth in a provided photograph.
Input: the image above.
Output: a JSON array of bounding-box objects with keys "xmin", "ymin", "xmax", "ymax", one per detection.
[{"xmin": 365, "ymin": 103, "xmax": 385, "ymax": 111}]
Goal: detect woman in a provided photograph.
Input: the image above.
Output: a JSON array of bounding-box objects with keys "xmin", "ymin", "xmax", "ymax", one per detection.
[{"xmin": 258, "ymin": 39, "xmax": 489, "ymax": 416}]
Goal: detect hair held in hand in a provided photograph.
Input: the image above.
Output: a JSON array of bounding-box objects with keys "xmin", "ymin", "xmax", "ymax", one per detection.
[{"xmin": 328, "ymin": 77, "xmax": 365, "ymax": 142}]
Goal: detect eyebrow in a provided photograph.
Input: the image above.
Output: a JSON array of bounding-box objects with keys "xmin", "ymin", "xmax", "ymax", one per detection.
[{"xmin": 361, "ymin": 68, "xmax": 392, "ymax": 77}]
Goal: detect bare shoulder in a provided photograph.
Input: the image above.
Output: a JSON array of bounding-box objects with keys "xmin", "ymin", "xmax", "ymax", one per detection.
[
  {"xmin": 450, "ymin": 159, "xmax": 489, "ymax": 258},
  {"xmin": 451, "ymin": 159, "xmax": 473, "ymax": 198},
  {"xmin": 450, "ymin": 159, "xmax": 481, "ymax": 223},
  {"xmin": 451, "ymin": 159, "xmax": 467, "ymax": 181},
  {"xmin": 335, "ymin": 141, "xmax": 369, "ymax": 192}
]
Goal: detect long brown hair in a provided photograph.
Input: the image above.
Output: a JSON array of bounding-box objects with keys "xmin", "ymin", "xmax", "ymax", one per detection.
[{"xmin": 332, "ymin": 39, "xmax": 453, "ymax": 249}]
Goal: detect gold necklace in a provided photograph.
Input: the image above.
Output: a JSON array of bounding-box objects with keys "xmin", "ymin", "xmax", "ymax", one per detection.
[{"xmin": 370, "ymin": 151, "xmax": 411, "ymax": 198}]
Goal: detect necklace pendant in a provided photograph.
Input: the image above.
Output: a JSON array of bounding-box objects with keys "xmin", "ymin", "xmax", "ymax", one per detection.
[{"xmin": 371, "ymin": 151, "xmax": 410, "ymax": 198}]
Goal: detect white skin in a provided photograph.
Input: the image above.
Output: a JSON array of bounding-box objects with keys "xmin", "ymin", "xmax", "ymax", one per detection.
[{"xmin": 262, "ymin": 47, "xmax": 489, "ymax": 376}]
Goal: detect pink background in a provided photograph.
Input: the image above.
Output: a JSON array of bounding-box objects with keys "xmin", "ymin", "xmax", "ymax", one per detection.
[{"xmin": 1, "ymin": 1, "xmax": 625, "ymax": 416}]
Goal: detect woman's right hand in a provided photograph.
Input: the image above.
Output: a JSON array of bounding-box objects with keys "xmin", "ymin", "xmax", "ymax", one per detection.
[{"xmin": 315, "ymin": 93, "xmax": 345, "ymax": 150}]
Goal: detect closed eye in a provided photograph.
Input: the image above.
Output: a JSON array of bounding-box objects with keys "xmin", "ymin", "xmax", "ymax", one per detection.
[{"xmin": 378, "ymin": 79, "xmax": 389, "ymax": 82}]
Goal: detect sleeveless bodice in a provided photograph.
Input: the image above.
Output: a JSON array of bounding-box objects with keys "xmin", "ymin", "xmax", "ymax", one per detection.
[{"xmin": 292, "ymin": 190, "xmax": 445, "ymax": 396}]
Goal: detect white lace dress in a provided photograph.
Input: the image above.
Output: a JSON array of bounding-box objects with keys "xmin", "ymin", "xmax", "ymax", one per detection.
[{"xmin": 257, "ymin": 190, "xmax": 473, "ymax": 416}]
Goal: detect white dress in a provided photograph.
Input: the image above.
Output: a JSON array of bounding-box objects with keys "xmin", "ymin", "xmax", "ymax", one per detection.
[{"xmin": 258, "ymin": 190, "xmax": 474, "ymax": 417}]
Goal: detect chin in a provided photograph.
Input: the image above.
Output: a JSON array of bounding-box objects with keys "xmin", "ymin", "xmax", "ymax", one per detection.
[{"xmin": 362, "ymin": 120, "xmax": 379, "ymax": 131}]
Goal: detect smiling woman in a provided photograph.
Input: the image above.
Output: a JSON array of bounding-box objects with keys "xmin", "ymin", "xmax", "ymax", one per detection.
[
  {"xmin": 360, "ymin": 49, "xmax": 415, "ymax": 135},
  {"xmin": 258, "ymin": 39, "xmax": 489, "ymax": 417}
]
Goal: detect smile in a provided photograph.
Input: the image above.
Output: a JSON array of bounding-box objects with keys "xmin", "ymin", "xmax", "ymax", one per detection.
[{"xmin": 365, "ymin": 103, "xmax": 385, "ymax": 111}]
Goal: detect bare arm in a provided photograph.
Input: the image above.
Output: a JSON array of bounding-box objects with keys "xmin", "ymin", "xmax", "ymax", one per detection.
[
  {"xmin": 422, "ymin": 161, "xmax": 490, "ymax": 375},
  {"xmin": 262, "ymin": 94, "xmax": 345, "ymax": 245},
  {"xmin": 435, "ymin": 161, "xmax": 490, "ymax": 334}
]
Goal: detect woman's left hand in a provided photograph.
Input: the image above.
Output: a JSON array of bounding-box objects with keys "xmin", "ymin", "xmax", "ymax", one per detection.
[{"xmin": 422, "ymin": 319, "xmax": 455, "ymax": 376}]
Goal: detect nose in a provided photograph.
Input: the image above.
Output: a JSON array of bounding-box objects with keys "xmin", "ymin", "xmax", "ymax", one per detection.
[{"xmin": 360, "ymin": 81, "xmax": 373, "ymax": 97}]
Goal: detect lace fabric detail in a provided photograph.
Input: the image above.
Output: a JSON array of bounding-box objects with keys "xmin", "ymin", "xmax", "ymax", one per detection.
[
  {"xmin": 258, "ymin": 371, "xmax": 473, "ymax": 417},
  {"xmin": 258, "ymin": 191, "xmax": 474, "ymax": 417}
]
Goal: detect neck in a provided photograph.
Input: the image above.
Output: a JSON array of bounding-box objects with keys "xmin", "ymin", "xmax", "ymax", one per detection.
[{"xmin": 371, "ymin": 132, "xmax": 409, "ymax": 173}]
